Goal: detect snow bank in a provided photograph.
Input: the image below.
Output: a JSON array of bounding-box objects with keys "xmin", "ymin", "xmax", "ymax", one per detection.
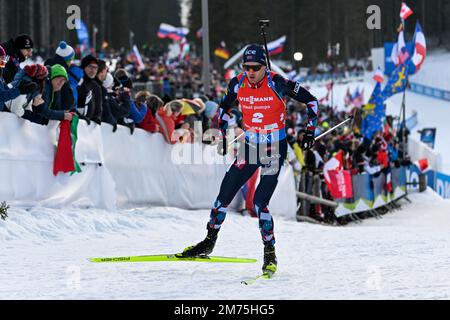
[{"xmin": 0, "ymin": 113, "xmax": 297, "ymax": 218}]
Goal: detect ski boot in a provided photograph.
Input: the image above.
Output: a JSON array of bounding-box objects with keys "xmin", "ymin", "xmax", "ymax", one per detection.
[
  {"xmin": 262, "ymin": 243, "xmax": 277, "ymax": 276},
  {"xmin": 179, "ymin": 226, "xmax": 219, "ymax": 257}
]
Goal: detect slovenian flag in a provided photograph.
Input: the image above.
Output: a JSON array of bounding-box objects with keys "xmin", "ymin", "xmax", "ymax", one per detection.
[
  {"xmin": 157, "ymin": 23, "xmax": 189, "ymax": 41},
  {"xmin": 267, "ymin": 35, "xmax": 286, "ymax": 56}
]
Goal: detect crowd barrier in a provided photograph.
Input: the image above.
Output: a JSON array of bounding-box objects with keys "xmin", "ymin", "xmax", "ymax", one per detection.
[
  {"xmin": 408, "ymin": 136, "xmax": 442, "ymax": 172},
  {"xmin": 407, "ymin": 164, "xmax": 450, "ymax": 199},
  {"xmin": 334, "ymin": 167, "xmax": 407, "ymax": 217},
  {"xmin": 409, "ymin": 82, "xmax": 450, "ymax": 102},
  {"xmin": 0, "ymin": 113, "xmax": 297, "ymax": 218}
]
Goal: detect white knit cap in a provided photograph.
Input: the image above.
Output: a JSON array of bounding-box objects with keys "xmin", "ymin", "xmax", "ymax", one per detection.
[
  {"xmin": 103, "ymin": 73, "xmax": 114, "ymax": 90},
  {"xmin": 56, "ymin": 41, "xmax": 75, "ymax": 61}
]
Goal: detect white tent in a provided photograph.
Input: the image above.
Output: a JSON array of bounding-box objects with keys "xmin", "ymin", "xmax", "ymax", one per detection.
[{"xmin": 223, "ymin": 47, "xmax": 289, "ymax": 79}]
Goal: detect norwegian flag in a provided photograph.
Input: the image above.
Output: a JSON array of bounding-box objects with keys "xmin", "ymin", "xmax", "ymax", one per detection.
[
  {"xmin": 400, "ymin": 2, "xmax": 413, "ymax": 21},
  {"xmin": 373, "ymin": 65, "xmax": 384, "ymax": 83}
]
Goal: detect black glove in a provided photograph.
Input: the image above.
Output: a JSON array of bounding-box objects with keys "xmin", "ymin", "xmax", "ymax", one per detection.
[
  {"xmin": 18, "ymin": 81, "xmax": 38, "ymax": 95},
  {"xmin": 92, "ymin": 118, "xmax": 101, "ymax": 126},
  {"xmin": 301, "ymin": 130, "xmax": 315, "ymax": 151},
  {"xmin": 78, "ymin": 114, "xmax": 91, "ymax": 125},
  {"xmin": 217, "ymin": 108, "xmax": 230, "ymax": 156},
  {"xmin": 127, "ymin": 122, "xmax": 135, "ymax": 135},
  {"xmin": 112, "ymin": 123, "xmax": 118, "ymax": 133}
]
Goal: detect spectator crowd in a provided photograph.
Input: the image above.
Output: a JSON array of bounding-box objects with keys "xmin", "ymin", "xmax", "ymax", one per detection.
[{"xmin": 0, "ymin": 34, "xmax": 407, "ymax": 225}]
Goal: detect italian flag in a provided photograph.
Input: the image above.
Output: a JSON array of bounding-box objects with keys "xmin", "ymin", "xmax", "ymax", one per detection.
[{"xmin": 53, "ymin": 114, "xmax": 82, "ymax": 176}]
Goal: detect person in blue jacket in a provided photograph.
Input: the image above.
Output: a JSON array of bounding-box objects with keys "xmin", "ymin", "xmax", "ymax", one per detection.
[
  {"xmin": 0, "ymin": 45, "xmax": 37, "ymax": 112},
  {"xmin": 115, "ymin": 68, "xmax": 146, "ymax": 134}
]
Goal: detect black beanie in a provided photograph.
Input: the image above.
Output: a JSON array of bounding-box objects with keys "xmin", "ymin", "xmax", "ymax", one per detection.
[
  {"xmin": 81, "ymin": 55, "xmax": 98, "ymax": 70},
  {"xmin": 14, "ymin": 34, "xmax": 34, "ymax": 50},
  {"xmin": 243, "ymin": 44, "xmax": 267, "ymax": 65}
]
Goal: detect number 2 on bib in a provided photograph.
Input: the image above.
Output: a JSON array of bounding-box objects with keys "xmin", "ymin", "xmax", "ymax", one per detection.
[{"xmin": 252, "ymin": 113, "xmax": 264, "ymax": 123}]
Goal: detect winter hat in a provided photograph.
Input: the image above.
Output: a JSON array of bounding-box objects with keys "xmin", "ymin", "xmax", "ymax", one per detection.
[
  {"xmin": 103, "ymin": 73, "xmax": 114, "ymax": 90},
  {"xmin": 81, "ymin": 54, "xmax": 98, "ymax": 70},
  {"xmin": 14, "ymin": 34, "xmax": 34, "ymax": 50},
  {"xmin": 24, "ymin": 64, "xmax": 49, "ymax": 80},
  {"xmin": 50, "ymin": 64, "xmax": 68, "ymax": 81},
  {"xmin": 204, "ymin": 101, "xmax": 218, "ymax": 119},
  {"xmin": 243, "ymin": 44, "xmax": 266, "ymax": 65},
  {"xmin": 56, "ymin": 41, "xmax": 75, "ymax": 62}
]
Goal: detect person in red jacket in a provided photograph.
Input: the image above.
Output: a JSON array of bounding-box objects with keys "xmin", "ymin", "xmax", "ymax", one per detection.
[
  {"xmin": 180, "ymin": 44, "xmax": 319, "ymax": 275},
  {"xmin": 137, "ymin": 93, "xmax": 163, "ymax": 133}
]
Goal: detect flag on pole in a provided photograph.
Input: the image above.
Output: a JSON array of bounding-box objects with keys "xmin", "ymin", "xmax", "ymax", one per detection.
[
  {"xmin": 267, "ymin": 35, "xmax": 287, "ymax": 56},
  {"xmin": 132, "ymin": 45, "xmax": 145, "ymax": 72},
  {"xmin": 400, "ymin": 2, "xmax": 413, "ymax": 20},
  {"xmin": 381, "ymin": 63, "xmax": 408, "ymax": 100},
  {"xmin": 373, "ymin": 65, "xmax": 384, "ymax": 83},
  {"xmin": 351, "ymin": 87, "xmax": 364, "ymax": 108},
  {"xmin": 361, "ymin": 82, "xmax": 385, "ymax": 139},
  {"xmin": 397, "ymin": 27, "xmax": 410, "ymax": 65},
  {"xmin": 196, "ymin": 28, "xmax": 203, "ymax": 39},
  {"xmin": 214, "ymin": 41, "xmax": 230, "ymax": 60},
  {"xmin": 409, "ymin": 21, "xmax": 427, "ymax": 74},
  {"xmin": 323, "ymin": 150, "xmax": 353, "ymax": 199},
  {"xmin": 214, "ymin": 47, "xmax": 230, "ymax": 60},
  {"xmin": 157, "ymin": 23, "xmax": 189, "ymax": 41},
  {"xmin": 75, "ymin": 19, "xmax": 90, "ymax": 46},
  {"xmin": 179, "ymin": 37, "xmax": 190, "ymax": 60},
  {"xmin": 344, "ymin": 87, "xmax": 352, "ymax": 106}
]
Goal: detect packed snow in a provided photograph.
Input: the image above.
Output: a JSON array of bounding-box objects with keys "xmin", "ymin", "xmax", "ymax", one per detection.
[{"xmin": 1, "ymin": 188, "xmax": 449, "ymax": 300}]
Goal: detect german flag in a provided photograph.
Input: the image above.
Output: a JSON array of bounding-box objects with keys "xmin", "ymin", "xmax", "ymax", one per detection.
[{"xmin": 214, "ymin": 47, "xmax": 230, "ymax": 60}]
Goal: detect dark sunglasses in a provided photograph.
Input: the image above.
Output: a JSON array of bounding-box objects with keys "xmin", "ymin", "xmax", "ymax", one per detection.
[{"xmin": 243, "ymin": 64, "xmax": 263, "ymax": 72}]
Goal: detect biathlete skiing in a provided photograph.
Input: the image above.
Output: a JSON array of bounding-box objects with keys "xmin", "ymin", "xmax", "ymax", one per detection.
[{"xmin": 179, "ymin": 41, "xmax": 320, "ymax": 276}]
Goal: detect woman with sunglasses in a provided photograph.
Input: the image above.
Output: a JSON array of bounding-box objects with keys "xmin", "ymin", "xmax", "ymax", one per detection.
[{"xmin": 180, "ymin": 44, "xmax": 319, "ymax": 276}]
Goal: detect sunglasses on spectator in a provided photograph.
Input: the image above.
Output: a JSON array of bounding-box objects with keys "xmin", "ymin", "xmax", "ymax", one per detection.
[
  {"xmin": 0, "ymin": 55, "xmax": 10, "ymax": 68},
  {"xmin": 243, "ymin": 64, "xmax": 263, "ymax": 72}
]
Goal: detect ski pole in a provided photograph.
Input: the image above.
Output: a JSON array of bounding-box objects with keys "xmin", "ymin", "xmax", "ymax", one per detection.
[
  {"xmin": 228, "ymin": 132, "xmax": 245, "ymax": 146},
  {"xmin": 259, "ymin": 19, "xmax": 271, "ymax": 71},
  {"xmin": 314, "ymin": 116, "xmax": 353, "ymax": 141}
]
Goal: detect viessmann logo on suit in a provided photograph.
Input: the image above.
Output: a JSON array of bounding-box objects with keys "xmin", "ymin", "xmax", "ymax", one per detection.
[{"xmin": 238, "ymin": 96, "xmax": 274, "ymax": 105}]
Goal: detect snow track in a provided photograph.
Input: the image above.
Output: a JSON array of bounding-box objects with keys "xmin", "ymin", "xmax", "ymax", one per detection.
[{"xmin": 1, "ymin": 189, "xmax": 449, "ymax": 299}]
